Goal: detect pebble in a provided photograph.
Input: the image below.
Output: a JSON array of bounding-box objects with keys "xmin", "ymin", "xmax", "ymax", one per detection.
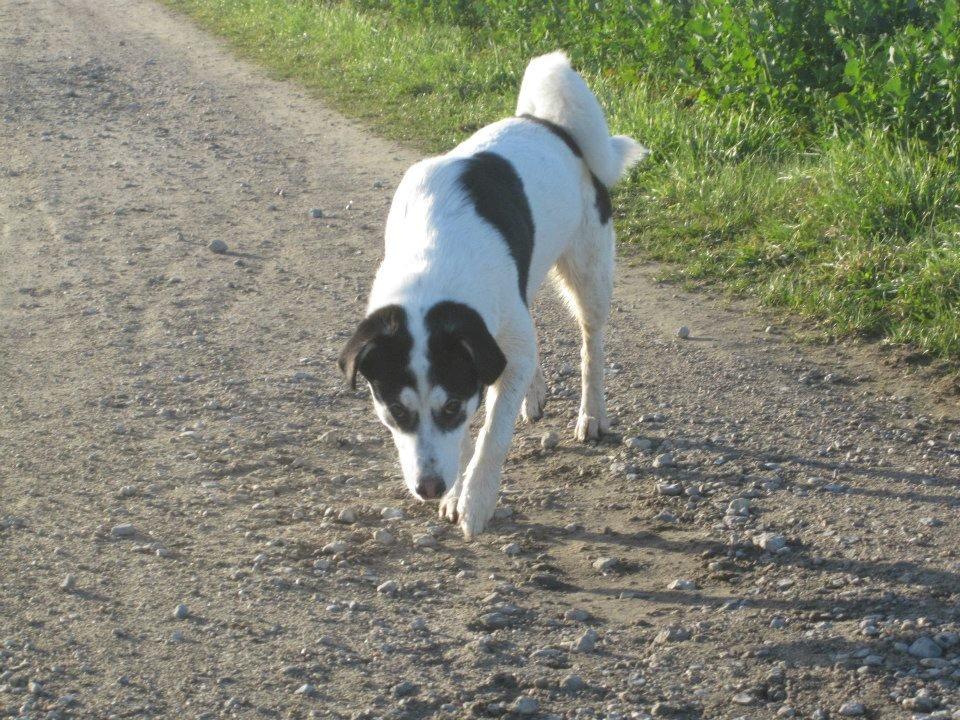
[
  {"xmin": 592, "ymin": 557, "xmax": 619, "ymax": 572},
  {"xmin": 839, "ymin": 701, "xmax": 865, "ymax": 716},
  {"xmin": 676, "ymin": 326, "xmax": 690, "ymax": 339},
  {"xmin": 908, "ymin": 636, "xmax": 943, "ymax": 658},
  {"xmin": 625, "ymin": 436, "xmax": 653, "ymax": 451},
  {"xmin": 308, "ymin": 208, "xmax": 324, "ymax": 219},
  {"xmin": 561, "ymin": 674, "xmax": 586, "ymax": 692},
  {"xmin": 753, "ymin": 532, "xmax": 787, "ymax": 553},
  {"xmin": 294, "ymin": 683, "xmax": 318, "ymax": 697},
  {"xmin": 208, "ymin": 239, "xmax": 228, "ymax": 254},
  {"xmin": 656, "ymin": 482, "xmax": 683, "ymax": 496},
  {"xmin": 110, "ymin": 523, "xmax": 136, "ymax": 538},
  {"xmin": 570, "ymin": 628, "xmax": 598, "ymax": 653},
  {"xmin": 652, "ymin": 453, "xmax": 674, "ymax": 468},
  {"xmin": 654, "ymin": 626, "xmax": 691, "ymax": 644},
  {"xmin": 726, "ymin": 498, "xmax": 750, "ymax": 516},
  {"xmin": 541, "ymin": 431, "xmax": 559, "ymax": 449},
  {"xmin": 478, "ymin": 612, "xmax": 510, "ymax": 630},
  {"xmin": 502, "ymin": 542, "xmax": 522, "ymax": 556},
  {"xmin": 376, "ymin": 580, "xmax": 398, "ymax": 595},
  {"xmin": 564, "ymin": 608, "xmax": 590, "ymax": 622},
  {"xmin": 732, "ymin": 692, "xmax": 755, "ymax": 705},
  {"xmin": 336, "ymin": 508, "xmax": 357, "ymax": 524},
  {"xmin": 372, "ymin": 529, "xmax": 394, "ymax": 545},
  {"xmin": 413, "ymin": 534, "xmax": 437, "ymax": 548},
  {"xmin": 392, "ymin": 681, "xmax": 417, "ymax": 698},
  {"xmin": 60, "ymin": 574, "xmax": 76, "ymax": 591},
  {"xmin": 322, "ymin": 540, "xmax": 347, "ymax": 555},
  {"xmin": 511, "ymin": 696, "xmax": 539, "ymax": 715},
  {"xmin": 172, "ymin": 603, "xmax": 189, "ymax": 620},
  {"xmin": 380, "ymin": 507, "xmax": 404, "ymax": 520},
  {"xmin": 668, "ymin": 578, "xmax": 697, "ymax": 590}
]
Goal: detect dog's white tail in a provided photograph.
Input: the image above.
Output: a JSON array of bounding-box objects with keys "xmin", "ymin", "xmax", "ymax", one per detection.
[{"xmin": 516, "ymin": 51, "xmax": 648, "ymax": 187}]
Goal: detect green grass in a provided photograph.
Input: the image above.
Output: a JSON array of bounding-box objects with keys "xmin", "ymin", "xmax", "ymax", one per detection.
[{"xmin": 163, "ymin": 0, "xmax": 960, "ymax": 362}]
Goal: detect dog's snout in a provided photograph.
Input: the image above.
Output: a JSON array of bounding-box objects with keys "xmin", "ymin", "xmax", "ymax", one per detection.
[{"xmin": 416, "ymin": 475, "xmax": 446, "ymax": 500}]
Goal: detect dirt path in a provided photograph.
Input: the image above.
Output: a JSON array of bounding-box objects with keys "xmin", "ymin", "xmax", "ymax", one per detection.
[{"xmin": 2, "ymin": 1, "xmax": 960, "ymax": 719}]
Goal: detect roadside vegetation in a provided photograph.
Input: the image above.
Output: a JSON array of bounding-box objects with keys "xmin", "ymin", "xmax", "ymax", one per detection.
[{"xmin": 165, "ymin": 0, "xmax": 960, "ymax": 362}]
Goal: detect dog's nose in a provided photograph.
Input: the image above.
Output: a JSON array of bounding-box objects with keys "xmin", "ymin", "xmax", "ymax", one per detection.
[{"xmin": 416, "ymin": 475, "xmax": 445, "ymax": 500}]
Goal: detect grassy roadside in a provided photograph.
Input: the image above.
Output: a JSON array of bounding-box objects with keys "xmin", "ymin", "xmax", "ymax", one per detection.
[{"xmin": 163, "ymin": 0, "xmax": 960, "ymax": 364}]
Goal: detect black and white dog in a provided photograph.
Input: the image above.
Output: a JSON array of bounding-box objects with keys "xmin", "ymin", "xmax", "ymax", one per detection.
[{"xmin": 339, "ymin": 52, "xmax": 647, "ymax": 538}]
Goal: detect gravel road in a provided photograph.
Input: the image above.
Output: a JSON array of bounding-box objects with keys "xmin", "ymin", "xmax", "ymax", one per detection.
[{"xmin": 2, "ymin": 1, "xmax": 960, "ymax": 719}]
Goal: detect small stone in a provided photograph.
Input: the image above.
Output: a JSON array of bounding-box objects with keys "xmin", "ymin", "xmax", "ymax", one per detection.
[
  {"xmin": 478, "ymin": 612, "xmax": 510, "ymax": 630},
  {"xmin": 541, "ymin": 431, "xmax": 559, "ymax": 450},
  {"xmin": 732, "ymin": 692, "xmax": 755, "ymax": 705},
  {"xmin": 172, "ymin": 603, "xmax": 189, "ymax": 620},
  {"xmin": 413, "ymin": 534, "xmax": 437, "ymax": 548},
  {"xmin": 676, "ymin": 326, "xmax": 690, "ymax": 339},
  {"xmin": 294, "ymin": 683, "xmax": 318, "ymax": 697},
  {"xmin": 656, "ymin": 482, "xmax": 683, "ymax": 496},
  {"xmin": 321, "ymin": 540, "xmax": 347, "ymax": 555},
  {"xmin": 208, "ymin": 239, "xmax": 228, "ymax": 254},
  {"xmin": 570, "ymin": 628, "xmax": 598, "ymax": 653},
  {"xmin": 839, "ymin": 701, "xmax": 865, "ymax": 716},
  {"xmin": 753, "ymin": 533, "xmax": 787, "ymax": 553},
  {"xmin": 726, "ymin": 498, "xmax": 750, "ymax": 516},
  {"xmin": 592, "ymin": 557, "xmax": 618, "ymax": 572},
  {"xmin": 372, "ymin": 529, "xmax": 394, "ymax": 545},
  {"xmin": 511, "ymin": 696, "xmax": 539, "ymax": 715},
  {"xmin": 110, "ymin": 523, "xmax": 135, "ymax": 538},
  {"xmin": 60, "ymin": 574, "xmax": 76, "ymax": 591},
  {"xmin": 376, "ymin": 580, "xmax": 398, "ymax": 595},
  {"xmin": 668, "ymin": 578, "xmax": 697, "ymax": 591},
  {"xmin": 908, "ymin": 636, "xmax": 943, "ymax": 659},
  {"xmin": 380, "ymin": 507, "xmax": 404, "ymax": 520},
  {"xmin": 561, "ymin": 674, "xmax": 586, "ymax": 693},
  {"xmin": 654, "ymin": 626, "xmax": 691, "ymax": 644},
  {"xmin": 392, "ymin": 681, "xmax": 417, "ymax": 698},
  {"xmin": 336, "ymin": 508, "xmax": 357, "ymax": 524},
  {"xmin": 564, "ymin": 608, "xmax": 590, "ymax": 622},
  {"xmin": 308, "ymin": 208, "xmax": 324, "ymax": 219},
  {"xmin": 502, "ymin": 542, "xmax": 522, "ymax": 556},
  {"xmin": 625, "ymin": 436, "xmax": 653, "ymax": 451},
  {"xmin": 652, "ymin": 453, "xmax": 674, "ymax": 468}
]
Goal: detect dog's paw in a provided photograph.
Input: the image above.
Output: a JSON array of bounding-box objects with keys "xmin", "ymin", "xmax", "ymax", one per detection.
[
  {"xmin": 457, "ymin": 493, "xmax": 497, "ymax": 540},
  {"xmin": 521, "ymin": 368, "xmax": 547, "ymax": 424},
  {"xmin": 575, "ymin": 413, "xmax": 609, "ymax": 443},
  {"xmin": 438, "ymin": 491, "xmax": 460, "ymax": 524}
]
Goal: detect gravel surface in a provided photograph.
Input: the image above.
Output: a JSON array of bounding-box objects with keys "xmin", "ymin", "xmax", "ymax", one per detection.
[{"xmin": 2, "ymin": 1, "xmax": 960, "ymax": 719}]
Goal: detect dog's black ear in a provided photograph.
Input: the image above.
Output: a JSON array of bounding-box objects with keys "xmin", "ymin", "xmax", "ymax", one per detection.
[
  {"xmin": 338, "ymin": 305, "xmax": 410, "ymax": 390},
  {"xmin": 426, "ymin": 301, "xmax": 506, "ymax": 387}
]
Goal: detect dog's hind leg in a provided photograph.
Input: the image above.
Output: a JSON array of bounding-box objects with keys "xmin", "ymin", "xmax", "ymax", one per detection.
[
  {"xmin": 521, "ymin": 343, "xmax": 547, "ymax": 423},
  {"xmin": 554, "ymin": 221, "xmax": 614, "ymax": 442},
  {"xmin": 457, "ymin": 314, "xmax": 537, "ymax": 539}
]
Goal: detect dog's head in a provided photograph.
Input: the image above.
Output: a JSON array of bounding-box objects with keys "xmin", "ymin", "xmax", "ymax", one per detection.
[{"xmin": 338, "ymin": 301, "xmax": 505, "ymax": 501}]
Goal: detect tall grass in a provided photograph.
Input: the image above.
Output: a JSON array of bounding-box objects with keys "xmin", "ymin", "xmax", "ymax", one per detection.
[{"xmin": 164, "ymin": 0, "xmax": 960, "ymax": 361}]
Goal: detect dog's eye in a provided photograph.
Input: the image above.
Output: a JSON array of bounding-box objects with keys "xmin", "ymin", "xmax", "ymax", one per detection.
[
  {"xmin": 388, "ymin": 403, "xmax": 409, "ymax": 420},
  {"xmin": 440, "ymin": 399, "xmax": 461, "ymax": 418}
]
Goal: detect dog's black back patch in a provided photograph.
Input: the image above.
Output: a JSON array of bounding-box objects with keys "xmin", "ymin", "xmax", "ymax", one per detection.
[
  {"xmin": 591, "ymin": 173, "xmax": 612, "ymax": 224},
  {"xmin": 519, "ymin": 113, "xmax": 612, "ymax": 226},
  {"xmin": 338, "ymin": 305, "xmax": 418, "ymax": 432},
  {"xmin": 459, "ymin": 152, "xmax": 535, "ymax": 302},
  {"xmin": 519, "ymin": 113, "xmax": 583, "ymax": 158},
  {"xmin": 426, "ymin": 301, "xmax": 506, "ymax": 400}
]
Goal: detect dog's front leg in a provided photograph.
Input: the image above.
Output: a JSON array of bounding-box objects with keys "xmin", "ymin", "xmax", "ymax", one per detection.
[
  {"xmin": 457, "ymin": 330, "xmax": 535, "ymax": 539},
  {"xmin": 439, "ymin": 431, "xmax": 474, "ymax": 523}
]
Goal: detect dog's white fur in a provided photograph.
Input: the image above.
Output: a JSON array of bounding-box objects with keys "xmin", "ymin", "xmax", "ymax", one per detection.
[{"xmin": 366, "ymin": 52, "xmax": 647, "ymax": 538}]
